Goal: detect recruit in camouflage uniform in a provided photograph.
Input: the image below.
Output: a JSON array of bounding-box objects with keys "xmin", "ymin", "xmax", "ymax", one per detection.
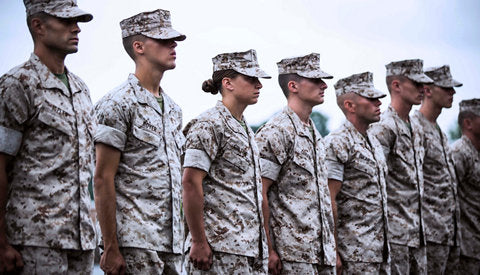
[
  {"xmin": 413, "ymin": 65, "xmax": 462, "ymax": 274},
  {"xmin": 369, "ymin": 59, "xmax": 433, "ymax": 275},
  {"xmin": 451, "ymin": 99, "xmax": 480, "ymax": 275},
  {"xmin": 325, "ymin": 72, "xmax": 390, "ymax": 274},
  {"xmin": 182, "ymin": 50, "xmax": 270, "ymax": 274},
  {"xmin": 0, "ymin": 0, "xmax": 96, "ymax": 273},
  {"xmin": 255, "ymin": 53, "xmax": 337, "ymax": 275},
  {"xmin": 93, "ymin": 9, "xmax": 186, "ymax": 275}
]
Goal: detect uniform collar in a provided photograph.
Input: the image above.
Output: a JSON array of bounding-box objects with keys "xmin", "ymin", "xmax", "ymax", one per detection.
[
  {"xmin": 215, "ymin": 101, "xmax": 249, "ymax": 138},
  {"xmin": 30, "ymin": 53, "xmax": 81, "ymax": 97},
  {"xmin": 284, "ymin": 106, "xmax": 318, "ymax": 142},
  {"xmin": 128, "ymin": 73, "xmax": 172, "ymax": 115}
]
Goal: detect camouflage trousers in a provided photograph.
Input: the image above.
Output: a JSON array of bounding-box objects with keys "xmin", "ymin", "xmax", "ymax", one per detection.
[
  {"xmin": 13, "ymin": 246, "xmax": 94, "ymax": 275},
  {"xmin": 390, "ymin": 243, "xmax": 427, "ymax": 275},
  {"xmin": 341, "ymin": 261, "xmax": 390, "ymax": 275},
  {"xmin": 426, "ymin": 242, "xmax": 459, "ymax": 275},
  {"xmin": 281, "ymin": 261, "xmax": 336, "ymax": 275},
  {"xmin": 119, "ymin": 247, "xmax": 183, "ymax": 275},
  {"xmin": 458, "ymin": 254, "xmax": 480, "ymax": 275},
  {"xmin": 184, "ymin": 250, "xmax": 267, "ymax": 274}
]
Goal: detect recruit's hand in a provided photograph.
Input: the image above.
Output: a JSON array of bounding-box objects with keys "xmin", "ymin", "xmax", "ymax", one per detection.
[
  {"xmin": 268, "ymin": 249, "xmax": 282, "ymax": 275},
  {"xmin": 190, "ymin": 240, "xmax": 213, "ymax": 271},
  {"xmin": 100, "ymin": 247, "xmax": 126, "ymax": 275},
  {"xmin": 0, "ymin": 244, "xmax": 23, "ymax": 273},
  {"xmin": 336, "ymin": 251, "xmax": 343, "ymax": 275}
]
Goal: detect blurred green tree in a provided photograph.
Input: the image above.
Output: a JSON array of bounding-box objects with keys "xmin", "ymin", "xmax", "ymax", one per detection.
[{"xmin": 448, "ymin": 122, "xmax": 461, "ymax": 142}]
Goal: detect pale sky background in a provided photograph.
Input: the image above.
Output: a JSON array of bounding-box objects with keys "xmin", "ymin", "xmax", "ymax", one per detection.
[{"xmin": 1, "ymin": 0, "xmax": 479, "ymax": 139}]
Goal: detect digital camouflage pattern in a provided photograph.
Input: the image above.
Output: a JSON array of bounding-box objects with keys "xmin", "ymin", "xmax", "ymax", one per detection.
[
  {"xmin": 184, "ymin": 251, "xmax": 267, "ymax": 275},
  {"xmin": 119, "ymin": 247, "xmax": 183, "ymax": 275},
  {"xmin": 276, "ymin": 53, "xmax": 333, "ymax": 79},
  {"xmin": 183, "ymin": 101, "xmax": 268, "ymax": 259},
  {"xmin": 280, "ymin": 261, "xmax": 336, "ymax": 275},
  {"xmin": 341, "ymin": 261, "xmax": 390, "ymax": 275},
  {"xmin": 23, "ymin": 0, "xmax": 92, "ymax": 22},
  {"xmin": 459, "ymin": 98, "xmax": 480, "ymax": 116},
  {"xmin": 413, "ymin": 111, "xmax": 460, "ymax": 246},
  {"xmin": 424, "ymin": 65, "xmax": 463, "ymax": 88},
  {"xmin": 13, "ymin": 246, "xmax": 94, "ymax": 275},
  {"xmin": 425, "ymin": 242, "xmax": 459, "ymax": 275},
  {"xmin": 451, "ymin": 135, "xmax": 480, "ymax": 260},
  {"xmin": 334, "ymin": 71, "xmax": 386, "ymax": 98},
  {"xmin": 385, "ymin": 59, "xmax": 433, "ymax": 84},
  {"xmin": 389, "ymin": 244, "xmax": 427, "ymax": 275},
  {"xmin": 254, "ymin": 106, "xmax": 336, "ymax": 266},
  {"xmin": 324, "ymin": 120, "xmax": 390, "ymax": 263},
  {"xmin": 94, "ymin": 74, "xmax": 185, "ymax": 253},
  {"xmin": 369, "ymin": 105, "xmax": 426, "ymax": 248},
  {"xmin": 120, "ymin": 9, "xmax": 186, "ymax": 41},
  {"xmin": 0, "ymin": 53, "xmax": 96, "ymax": 250},
  {"xmin": 212, "ymin": 49, "xmax": 271, "ymax": 78}
]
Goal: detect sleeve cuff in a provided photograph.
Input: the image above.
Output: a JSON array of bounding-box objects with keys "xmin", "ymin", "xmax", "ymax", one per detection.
[
  {"xmin": 94, "ymin": 124, "xmax": 127, "ymax": 151},
  {"xmin": 0, "ymin": 126, "xmax": 23, "ymax": 156},
  {"xmin": 183, "ymin": 148, "xmax": 211, "ymax": 172},
  {"xmin": 326, "ymin": 159, "xmax": 344, "ymax": 181},
  {"xmin": 260, "ymin": 158, "xmax": 281, "ymax": 181}
]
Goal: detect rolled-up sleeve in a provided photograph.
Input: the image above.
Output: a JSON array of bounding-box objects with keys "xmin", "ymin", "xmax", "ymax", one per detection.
[
  {"xmin": 94, "ymin": 99, "xmax": 128, "ymax": 151},
  {"xmin": 183, "ymin": 121, "xmax": 218, "ymax": 172},
  {"xmin": 94, "ymin": 124, "xmax": 127, "ymax": 151}
]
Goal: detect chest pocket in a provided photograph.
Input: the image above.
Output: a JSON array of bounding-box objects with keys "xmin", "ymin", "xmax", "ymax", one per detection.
[
  {"xmin": 221, "ymin": 141, "xmax": 252, "ymax": 174},
  {"xmin": 291, "ymin": 135, "xmax": 316, "ymax": 176},
  {"xmin": 351, "ymin": 157, "xmax": 377, "ymax": 177},
  {"xmin": 132, "ymin": 125, "xmax": 160, "ymax": 147},
  {"xmin": 37, "ymin": 103, "xmax": 74, "ymax": 136}
]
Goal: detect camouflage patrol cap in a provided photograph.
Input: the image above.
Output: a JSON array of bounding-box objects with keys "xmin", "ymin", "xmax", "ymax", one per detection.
[
  {"xmin": 24, "ymin": 0, "xmax": 93, "ymax": 22},
  {"xmin": 120, "ymin": 9, "xmax": 186, "ymax": 41},
  {"xmin": 334, "ymin": 72, "xmax": 386, "ymax": 99},
  {"xmin": 385, "ymin": 59, "xmax": 433, "ymax": 84},
  {"xmin": 425, "ymin": 65, "xmax": 462, "ymax": 88},
  {"xmin": 212, "ymin": 49, "xmax": 271, "ymax": 78},
  {"xmin": 277, "ymin": 53, "xmax": 333, "ymax": 79},
  {"xmin": 459, "ymin": 98, "xmax": 480, "ymax": 116}
]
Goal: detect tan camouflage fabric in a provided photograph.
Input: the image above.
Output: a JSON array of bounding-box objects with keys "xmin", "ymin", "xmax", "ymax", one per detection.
[
  {"xmin": 451, "ymin": 135, "xmax": 480, "ymax": 260},
  {"xmin": 324, "ymin": 120, "xmax": 390, "ymax": 263},
  {"xmin": 341, "ymin": 261, "xmax": 390, "ymax": 275},
  {"xmin": 389, "ymin": 244, "xmax": 427, "ymax": 275},
  {"xmin": 0, "ymin": 53, "xmax": 96, "ymax": 250},
  {"xmin": 425, "ymin": 65, "xmax": 462, "ymax": 88},
  {"xmin": 276, "ymin": 53, "xmax": 333, "ymax": 79},
  {"xmin": 13, "ymin": 246, "xmax": 94, "ymax": 275},
  {"xmin": 212, "ymin": 49, "xmax": 271, "ymax": 78},
  {"xmin": 334, "ymin": 71, "xmax": 386, "ymax": 98},
  {"xmin": 254, "ymin": 106, "xmax": 336, "ymax": 266},
  {"xmin": 23, "ymin": 0, "xmax": 92, "ymax": 22},
  {"xmin": 413, "ymin": 111, "xmax": 460, "ymax": 246},
  {"xmin": 385, "ymin": 59, "xmax": 433, "ymax": 84},
  {"xmin": 120, "ymin": 9, "xmax": 185, "ymax": 41},
  {"xmin": 183, "ymin": 101, "xmax": 268, "ymax": 259},
  {"xmin": 369, "ymin": 105, "xmax": 426, "ymax": 247},
  {"xmin": 425, "ymin": 242, "xmax": 459, "ymax": 275},
  {"xmin": 459, "ymin": 98, "xmax": 480, "ymax": 116},
  {"xmin": 94, "ymin": 74, "xmax": 185, "ymax": 253},
  {"xmin": 184, "ymin": 251, "xmax": 267, "ymax": 275},
  {"xmin": 458, "ymin": 255, "xmax": 480, "ymax": 275},
  {"xmin": 280, "ymin": 261, "xmax": 336, "ymax": 275},
  {"xmin": 119, "ymin": 247, "xmax": 183, "ymax": 275}
]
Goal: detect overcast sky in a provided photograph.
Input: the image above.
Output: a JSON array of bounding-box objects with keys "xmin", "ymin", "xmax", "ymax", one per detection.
[{"xmin": 1, "ymin": 0, "xmax": 479, "ymax": 138}]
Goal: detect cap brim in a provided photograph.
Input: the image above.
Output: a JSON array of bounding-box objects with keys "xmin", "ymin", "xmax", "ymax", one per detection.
[
  {"xmin": 366, "ymin": 88, "xmax": 387, "ymax": 99},
  {"xmin": 408, "ymin": 74, "xmax": 434, "ymax": 84},
  {"xmin": 436, "ymin": 79, "xmax": 463, "ymax": 88},
  {"xmin": 237, "ymin": 67, "xmax": 271, "ymax": 79},
  {"xmin": 298, "ymin": 70, "xmax": 333, "ymax": 79},
  {"xmin": 49, "ymin": 7, "xmax": 93, "ymax": 22},
  {"xmin": 142, "ymin": 28, "xmax": 186, "ymax": 41}
]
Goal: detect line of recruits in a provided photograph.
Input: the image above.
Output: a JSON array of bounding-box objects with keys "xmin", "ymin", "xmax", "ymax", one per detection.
[{"xmin": 0, "ymin": 1, "xmax": 478, "ymax": 275}]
